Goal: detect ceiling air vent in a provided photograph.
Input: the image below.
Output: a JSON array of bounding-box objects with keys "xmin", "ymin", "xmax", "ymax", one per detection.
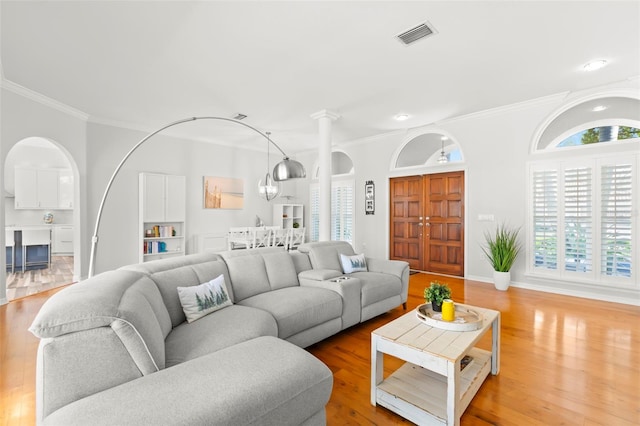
[
  {"xmin": 233, "ymin": 113, "xmax": 247, "ymax": 120},
  {"xmin": 396, "ymin": 22, "xmax": 436, "ymax": 45}
]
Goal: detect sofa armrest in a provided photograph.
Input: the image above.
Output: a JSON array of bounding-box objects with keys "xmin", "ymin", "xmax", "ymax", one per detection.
[
  {"xmin": 299, "ymin": 275, "xmax": 361, "ymax": 329},
  {"xmin": 298, "ymin": 268, "xmax": 342, "ymax": 281},
  {"xmin": 365, "ymin": 258, "xmax": 408, "ymax": 279},
  {"xmin": 42, "ymin": 336, "xmax": 332, "ymax": 426},
  {"xmin": 365, "ymin": 258, "xmax": 410, "ymax": 304}
]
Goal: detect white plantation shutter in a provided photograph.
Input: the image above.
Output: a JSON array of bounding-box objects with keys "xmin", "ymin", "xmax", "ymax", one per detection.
[
  {"xmin": 331, "ymin": 182, "xmax": 354, "ymax": 244},
  {"xmin": 532, "ymin": 169, "xmax": 558, "ymax": 270},
  {"xmin": 310, "ymin": 180, "xmax": 354, "ymax": 244},
  {"xmin": 529, "ymin": 154, "xmax": 636, "ymax": 284},
  {"xmin": 310, "ymin": 186, "xmax": 320, "ymax": 242},
  {"xmin": 564, "ymin": 167, "xmax": 592, "ymax": 273},
  {"xmin": 600, "ymin": 164, "xmax": 633, "ymax": 277}
]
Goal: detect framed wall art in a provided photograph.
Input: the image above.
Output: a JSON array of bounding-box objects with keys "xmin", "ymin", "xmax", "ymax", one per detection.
[
  {"xmin": 365, "ymin": 180, "xmax": 375, "ymax": 215},
  {"xmin": 203, "ymin": 176, "xmax": 244, "ymax": 209}
]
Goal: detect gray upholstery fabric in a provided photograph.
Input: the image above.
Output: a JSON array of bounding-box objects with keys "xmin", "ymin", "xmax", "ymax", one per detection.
[
  {"xmin": 38, "ymin": 328, "xmax": 145, "ymax": 421},
  {"xmin": 298, "ymin": 268, "xmax": 343, "ymax": 281},
  {"xmin": 298, "ymin": 241, "xmax": 356, "ymax": 271},
  {"xmin": 43, "ymin": 337, "xmax": 332, "ymax": 426},
  {"xmin": 239, "ymin": 287, "xmax": 342, "ymax": 340},
  {"xmin": 299, "ymin": 276, "xmax": 362, "ymax": 329},
  {"xmin": 261, "ymin": 251, "xmax": 299, "ymax": 290},
  {"xmin": 285, "ymin": 318, "xmax": 342, "ymax": 348},
  {"xmin": 165, "ymin": 305, "xmax": 277, "ymax": 367},
  {"xmin": 290, "ymin": 251, "xmax": 313, "ymax": 273},
  {"xmin": 122, "ymin": 253, "xmax": 231, "ymax": 327},
  {"xmin": 361, "ymin": 296, "xmax": 402, "ymax": 322},
  {"xmin": 29, "ymin": 270, "xmax": 169, "ymax": 371},
  {"xmin": 353, "ymin": 271, "xmax": 402, "ymax": 306},
  {"xmin": 219, "ymin": 251, "xmax": 272, "ymax": 301}
]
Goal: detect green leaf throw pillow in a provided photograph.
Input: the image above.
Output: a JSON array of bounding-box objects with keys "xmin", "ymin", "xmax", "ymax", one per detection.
[
  {"xmin": 177, "ymin": 274, "xmax": 233, "ymax": 323},
  {"xmin": 340, "ymin": 253, "xmax": 368, "ymax": 274}
]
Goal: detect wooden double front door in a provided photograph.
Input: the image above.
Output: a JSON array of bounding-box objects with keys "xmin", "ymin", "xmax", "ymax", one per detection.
[{"xmin": 389, "ymin": 172, "xmax": 464, "ymax": 276}]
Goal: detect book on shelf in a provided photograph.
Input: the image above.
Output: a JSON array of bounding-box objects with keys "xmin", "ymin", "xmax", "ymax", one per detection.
[
  {"xmin": 146, "ymin": 225, "xmax": 176, "ymax": 238},
  {"xmin": 143, "ymin": 240, "xmax": 168, "ymax": 254}
]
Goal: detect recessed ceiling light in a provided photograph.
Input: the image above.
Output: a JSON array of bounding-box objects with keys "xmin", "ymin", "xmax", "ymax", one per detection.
[
  {"xmin": 583, "ymin": 59, "xmax": 607, "ymax": 72},
  {"xmin": 395, "ymin": 114, "xmax": 410, "ymax": 121},
  {"xmin": 592, "ymin": 105, "xmax": 607, "ymax": 112},
  {"xmin": 441, "ymin": 136, "xmax": 448, "ymax": 141}
]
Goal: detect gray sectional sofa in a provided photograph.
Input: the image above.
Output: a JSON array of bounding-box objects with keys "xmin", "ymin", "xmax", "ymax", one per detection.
[{"xmin": 29, "ymin": 241, "xmax": 409, "ymax": 425}]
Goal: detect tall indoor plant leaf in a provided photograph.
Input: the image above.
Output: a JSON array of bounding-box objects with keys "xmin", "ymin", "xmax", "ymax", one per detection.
[{"xmin": 482, "ymin": 223, "xmax": 522, "ymax": 272}]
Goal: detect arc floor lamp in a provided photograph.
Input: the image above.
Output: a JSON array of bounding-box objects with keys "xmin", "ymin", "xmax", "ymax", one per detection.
[{"xmin": 88, "ymin": 116, "xmax": 306, "ymax": 278}]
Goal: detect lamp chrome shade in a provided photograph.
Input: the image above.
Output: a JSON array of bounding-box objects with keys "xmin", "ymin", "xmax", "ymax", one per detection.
[
  {"xmin": 258, "ymin": 173, "xmax": 281, "ymax": 201},
  {"xmin": 273, "ymin": 157, "xmax": 306, "ymax": 181}
]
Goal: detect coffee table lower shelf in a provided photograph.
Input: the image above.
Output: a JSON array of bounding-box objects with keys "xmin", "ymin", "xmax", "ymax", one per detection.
[{"xmin": 375, "ymin": 347, "xmax": 491, "ymax": 425}]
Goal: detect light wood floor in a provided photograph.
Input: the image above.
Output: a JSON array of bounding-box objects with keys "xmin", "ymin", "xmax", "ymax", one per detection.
[
  {"xmin": 1, "ymin": 273, "xmax": 638, "ymax": 425},
  {"xmin": 5, "ymin": 256, "xmax": 74, "ymax": 301}
]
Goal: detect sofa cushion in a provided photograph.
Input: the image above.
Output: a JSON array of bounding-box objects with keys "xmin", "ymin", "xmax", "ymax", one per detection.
[
  {"xmin": 177, "ymin": 275, "xmax": 233, "ymax": 323},
  {"xmin": 238, "ymin": 287, "xmax": 342, "ymax": 340},
  {"xmin": 121, "ymin": 253, "xmax": 231, "ymax": 328},
  {"xmin": 298, "ymin": 241, "xmax": 355, "ymax": 271},
  {"xmin": 164, "ymin": 305, "xmax": 277, "ymax": 367},
  {"xmin": 262, "ymin": 251, "xmax": 299, "ymax": 290},
  {"xmin": 352, "ymin": 271, "xmax": 402, "ymax": 306},
  {"xmin": 340, "ymin": 253, "xmax": 368, "ymax": 273}
]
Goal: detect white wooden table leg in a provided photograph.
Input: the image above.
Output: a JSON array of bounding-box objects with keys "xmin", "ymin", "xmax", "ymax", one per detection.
[
  {"xmin": 492, "ymin": 313, "xmax": 501, "ymax": 375},
  {"xmin": 446, "ymin": 359, "xmax": 461, "ymax": 425},
  {"xmin": 371, "ymin": 334, "xmax": 383, "ymax": 406}
]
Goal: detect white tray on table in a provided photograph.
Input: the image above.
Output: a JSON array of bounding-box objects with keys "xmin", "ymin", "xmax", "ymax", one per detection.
[{"xmin": 416, "ymin": 303, "xmax": 483, "ymax": 331}]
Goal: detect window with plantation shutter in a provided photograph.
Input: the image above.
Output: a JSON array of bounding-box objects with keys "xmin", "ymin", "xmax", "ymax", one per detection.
[
  {"xmin": 528, "ymin": 154, "xmax": 636, "ymax": 286},
  {"xmin": 600, "ymin": 164, "xmax": 632, "ymax": 278},
  {"xmin": 532, "ymin": 169, "xmax": 558, "ymax": 270},
  {"xmin": 310, "ymin": 180, "xmax": 354, "ymax": 244},
  {"xmin": 564, "ymin": 167, "xmax": 592, "ymax": 273}
]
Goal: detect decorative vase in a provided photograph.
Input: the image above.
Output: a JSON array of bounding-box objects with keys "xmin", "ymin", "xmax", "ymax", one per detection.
[
  {"xmin": 431, "ymin": 301, "xmax": 443, "ymax": 312},
  {"xmin": 493, "ymin": 270, "xmax": 511, "ymax": 291}
]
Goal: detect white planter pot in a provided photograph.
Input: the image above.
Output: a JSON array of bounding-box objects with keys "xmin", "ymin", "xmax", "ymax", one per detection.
[{"xmin": 493, "ymin": 270, "xmax": 511, "ymax": 291}]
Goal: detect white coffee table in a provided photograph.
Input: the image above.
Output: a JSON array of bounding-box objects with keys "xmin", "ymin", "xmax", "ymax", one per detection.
[{"xmin": 371, "ymin": 303, "xmax": 500, "ymax": 426}]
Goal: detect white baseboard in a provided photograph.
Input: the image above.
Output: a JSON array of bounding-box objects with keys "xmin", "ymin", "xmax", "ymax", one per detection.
[{"xmin": 466, "ymin": 274, "xmax": 640, "ymax": 306}]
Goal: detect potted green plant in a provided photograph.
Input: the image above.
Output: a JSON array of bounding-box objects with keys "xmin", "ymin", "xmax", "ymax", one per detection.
[
  {"xmin": 482, "ymin": 223, "xmax": 522, "ymax": 291},
  {"xmin": 424, "ymin": 281, "xmax": 451, "ymax": 312}
]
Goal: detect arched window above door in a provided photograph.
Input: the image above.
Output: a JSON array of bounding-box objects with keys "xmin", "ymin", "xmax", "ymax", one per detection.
[
  {"xmin": 312, "ymin": 151, "xmax": 354, "ymax": 178},
  {"xmin": 394, "ymin": 132, "xmax": 462, "ymax": 169}
]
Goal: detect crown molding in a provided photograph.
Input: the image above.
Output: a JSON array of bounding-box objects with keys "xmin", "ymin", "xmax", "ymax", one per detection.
[{"xmin": 1, "ymin": 77, "xmax": 90, "ymax": 121}]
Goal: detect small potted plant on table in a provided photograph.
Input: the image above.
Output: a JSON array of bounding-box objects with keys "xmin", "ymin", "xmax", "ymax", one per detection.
[{"xmin": 424, "ymin": 281, "xmax": 452, "ymax": 312}]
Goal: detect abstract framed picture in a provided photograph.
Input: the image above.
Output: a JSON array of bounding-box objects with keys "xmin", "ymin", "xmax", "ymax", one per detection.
[{"xmin": 203, "ymin": 176, "xmax": 244, "ymax": 209}]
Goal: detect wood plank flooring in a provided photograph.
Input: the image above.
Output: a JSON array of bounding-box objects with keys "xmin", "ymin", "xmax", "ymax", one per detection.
[
  {"xmin": 1, "ymin": 272, "xmax": 638, "ymax": 425},
  {"xmin": 5, "ymin": 256, "xmax": 74, "ymax": 301}
]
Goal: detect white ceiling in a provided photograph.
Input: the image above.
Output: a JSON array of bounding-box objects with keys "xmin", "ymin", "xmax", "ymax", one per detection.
[{"xmin": 2, "ymin": 1, "xmax": 639, "ymax": 154}]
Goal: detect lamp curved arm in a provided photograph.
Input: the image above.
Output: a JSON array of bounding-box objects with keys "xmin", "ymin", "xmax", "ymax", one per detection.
[{"xmin": 88, "ymin": 116, "xmax": 298, "ymax": 278}]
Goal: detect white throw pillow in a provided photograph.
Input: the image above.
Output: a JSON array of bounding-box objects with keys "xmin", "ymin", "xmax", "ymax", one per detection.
[
  {"xmin": 340, "ymin": 253, "xmax": 368, "ymax": 274},
  {"xmin": 177, "ymin": 274, "xmax": 233, "ymax": 323}
]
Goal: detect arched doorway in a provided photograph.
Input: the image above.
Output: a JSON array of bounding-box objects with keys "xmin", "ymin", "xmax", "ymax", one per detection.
[{"xmin": 3, "ymin": 137, "xmax": 79, "ymax": 301}]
